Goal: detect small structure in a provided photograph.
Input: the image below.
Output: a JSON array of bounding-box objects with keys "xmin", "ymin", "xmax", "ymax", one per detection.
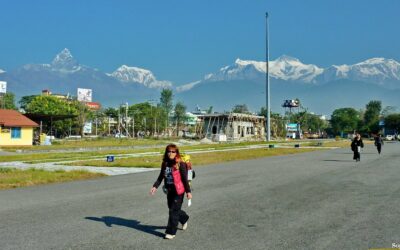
[
  {"xmin": 198, "ymin": 113, "xmax": 265, "ymax": 141},
  {"xmin": 0, "ymin": 109, "xmax": 39, "ymax": 146}
]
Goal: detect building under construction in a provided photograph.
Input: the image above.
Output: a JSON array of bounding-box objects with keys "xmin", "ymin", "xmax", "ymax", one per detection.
[{"xmin": 196, "ymin": 113, "xmax": 266, "ymax": 141}]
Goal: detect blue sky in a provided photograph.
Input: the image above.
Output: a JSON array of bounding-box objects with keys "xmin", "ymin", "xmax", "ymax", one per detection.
[{"xmin": 1, "ymin": 0, "xmax": 399, "ymax": 84}]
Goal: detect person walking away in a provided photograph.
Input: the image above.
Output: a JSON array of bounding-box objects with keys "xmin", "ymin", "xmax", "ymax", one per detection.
[
  {"xmin": 351, "ymin": 133, "xmax": 364, "ymax": 162},
  {"xmin": 150, "ymin": 144, "xmax": 192, "ymax": 239},
  {"xmin": 374, "ymin": 134, "xmax": 384, "ymax": 154}
]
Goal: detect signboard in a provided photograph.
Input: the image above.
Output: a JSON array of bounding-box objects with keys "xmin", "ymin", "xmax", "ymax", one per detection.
[
  {"xmin": 286, "ymin": 123, "xmax": 299, "ymax": 132},
  {"xmin": 85, "ymin": 102, "xmax": 101, "ymax": 110},
  {"xmin": 282, "ymin": 99, "xmax": 299, "ymax": 108},
  {"xmin": 77, "ymin": 88, "xmax": 92, "ymax": 102},
  {"xmin": 0, "ymin": 81, "xmax": 6, "ymax": 94},
  {"xmin": 83, "ymin": 122, "xmax": 92, "ymax": 134}
]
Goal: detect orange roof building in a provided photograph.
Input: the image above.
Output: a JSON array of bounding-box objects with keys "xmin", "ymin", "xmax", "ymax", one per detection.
[{"xmin": 0, "ymin": 109, "xmax": 38, "ymax": 146}]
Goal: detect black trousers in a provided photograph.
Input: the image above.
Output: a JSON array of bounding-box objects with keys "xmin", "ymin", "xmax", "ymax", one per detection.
[
  {"xmin": 353, "ymin": 151, "xmax": 360, "ymax": 160},
  {"xmin": 376, "ymin": 144, "xmax": 382, "ymax": 154},
  {"xmin": 165, "ymin": 189, "xmax": 189, "ymax": 235}
]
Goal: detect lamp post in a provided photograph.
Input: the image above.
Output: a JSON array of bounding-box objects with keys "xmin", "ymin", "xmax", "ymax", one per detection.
[{"xmin": 265, "ymin": 12, "xmax": 271, "ymax": 141}]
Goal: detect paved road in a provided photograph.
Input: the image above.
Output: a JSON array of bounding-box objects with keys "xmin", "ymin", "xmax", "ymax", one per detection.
[{"xmin": 1, "ymin": 142, "xmax": 399, "ymax": 249}]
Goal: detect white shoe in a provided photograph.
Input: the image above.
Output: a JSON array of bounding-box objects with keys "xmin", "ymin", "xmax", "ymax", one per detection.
[
  {"xmin": 182, "ymin": 222, "xmax": 188, "ymax": 230},
  {"xmin": 164, "ymin": 234, "xmax": 175, "ymax": 240}
]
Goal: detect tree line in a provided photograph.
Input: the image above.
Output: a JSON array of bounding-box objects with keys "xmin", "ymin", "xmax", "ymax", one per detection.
[{"xmin": 2, "ymin": 91, "xmax": 400, "ymax": 138}]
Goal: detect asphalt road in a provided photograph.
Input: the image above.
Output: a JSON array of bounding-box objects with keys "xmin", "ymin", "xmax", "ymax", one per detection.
[{"xmin": 1, "ymin": 142, "xmax": 399, "ymax": 250}]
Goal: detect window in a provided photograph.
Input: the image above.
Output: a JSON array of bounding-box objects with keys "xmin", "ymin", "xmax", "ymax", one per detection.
[{"xmin": 11, "ymin": 127, "xmax": 21, "ymax": 139}]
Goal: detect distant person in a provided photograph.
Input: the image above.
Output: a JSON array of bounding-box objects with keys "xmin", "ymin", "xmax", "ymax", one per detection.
[
  {"xmin": 149, "ymin": 144, "xmax": 192, "ymax": 239},
  {"xmin": 374, "ymin": 134, "xmax": 384, "ymax": 154},
  {"xmin": 351, "ymin": 133, "xmax": 364, "ymax": 162}
]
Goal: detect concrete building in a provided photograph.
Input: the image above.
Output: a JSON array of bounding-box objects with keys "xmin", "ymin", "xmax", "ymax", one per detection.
[{"xmin": 198, "ymin": 113, "xmax": 265, "ymax": 141}]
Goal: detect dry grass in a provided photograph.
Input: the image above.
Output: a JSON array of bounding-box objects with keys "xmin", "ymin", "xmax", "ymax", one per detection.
[
  {"xmin": 0, "ymin": 138, "xmax": 170, "ymax": 151},
  {"xmin": 0, "ymin": 168, "xmax": 105, "ymax": 190},
  {"xmin": 70, "ymin": 147, "xmax": 322, "ymax": 168}
]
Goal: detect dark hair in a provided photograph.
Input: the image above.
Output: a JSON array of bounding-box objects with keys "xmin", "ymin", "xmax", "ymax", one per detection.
[{"xmin": 162, "ymin": 144, "xmax": 181, "ymax": 167}]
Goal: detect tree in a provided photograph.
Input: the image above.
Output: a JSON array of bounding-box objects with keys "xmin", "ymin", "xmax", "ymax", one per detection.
[
  {"xmin": 103, "ymin": 107, "xmax": 118, "ymax": 118},
  {"xmin": 25, "ymin": 96, "xmax": 78, "ymax": 115},
  {"xmin": 160, "ymin": 89, "xmax": 173, "ymax": 114},
  {"xmin": 385, "ymin": 113, "xmax": 400, "ymax": 133},
  {"xmin": 19, "ymin": 95, "xmax": 37, "ymax": 110},
  {"xmin": 127, "ymin": 102, "xmax": 166, "ymax": 137},
  {"xmin": 289, "ymin": 111, "xmax": 327, "ymax": 133},
  {"xmin": 24, "ymin": 96, "xmax": 81, "ymax": 137},
  {"xmin": 258, "ymin": 107, "xmax": 286, "ymax": 138},
  {"xmin": 160, "ymin": 89, "xmax": 173, "ymax": 113},
  {"xmin": 330, "ymin": 108, "xmax": 361, "ymax": 136},
  {"xmin": 232, "ymin": 104, "xmax": 250, "ymax": 114},
  {"xmin": 160, "ymin": 89, "xmax": 174, "ymax": 134},
  {"xmin": 381, "ymin": 106, "xmax": 397, "ymax": 117},
  {"xmin": 1, "ymin": 92, "xmax": 17, "ymax": 110},
  {"xmin": 174, "ymin": 102, "xmax": 187, "ymax": 136},
  {"xmin": 363, "ymin": 100, "xmax": 382, "ymax": 133}
]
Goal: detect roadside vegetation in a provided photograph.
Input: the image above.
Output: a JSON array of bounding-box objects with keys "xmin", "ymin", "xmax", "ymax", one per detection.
[
  {"xmin": 0, "ymin": 168, "xmax": 105, "ymax": 190},
  {"xmin": 69, "ymin": 147, "xmax": 322, "ymax": 168},
  {"xmin": 0, "ymin": 140, "xmax": 336, "ymax": 164},
  {"xmin": 0, "ymin": 138, "xmax": 171, "ymax": 152}
]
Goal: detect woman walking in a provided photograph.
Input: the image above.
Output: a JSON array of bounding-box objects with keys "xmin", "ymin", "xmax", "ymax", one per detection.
[
  {"xmin": 150, "ymin": 144, "xmax": 192, "ymax": 239},
  {"xmin": 374, "ymin": 134, "xmax": 384, "ymax": 154},
  {"xmin": 351, "ymin": 133, "xmax": 364, "ymax": 162}
]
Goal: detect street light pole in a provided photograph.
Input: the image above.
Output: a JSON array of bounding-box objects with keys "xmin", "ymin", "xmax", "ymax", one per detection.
[{"xmin": 265, "ymin": 12, "xmax": 271, "ymax": 141}]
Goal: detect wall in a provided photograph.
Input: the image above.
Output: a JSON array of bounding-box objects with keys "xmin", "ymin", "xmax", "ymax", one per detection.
[{"xmin": 0, "ymin": 127, "xmax": 34, "ymax": 146}]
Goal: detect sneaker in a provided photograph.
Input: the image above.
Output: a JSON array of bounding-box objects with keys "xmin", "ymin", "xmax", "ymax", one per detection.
[
  {"xmin": 182, "ymin": 222, "xmax": 188, "ymax": 230},
  {"xmin": 164, "ymin": 234, "xmax": 175, "ymax": 240}
]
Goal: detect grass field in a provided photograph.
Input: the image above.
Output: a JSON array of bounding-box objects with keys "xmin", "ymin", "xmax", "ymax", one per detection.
[
  {"xmin": 69, "ymin": 147, "xmax": 323, "ymax": 168},
  {"xmin": 0, "ymin": 139, "xmax": 343, "ymax": 164},
  {"xmin": 0, "ymin": 138, "xmax": 347, "ymax": 190},
  {"xmin": 0, "ymin": 138, "xmax": 171, "ymax": 152},
  {"xmin": 0, "ymin": 168, "xmax": 105, "ymax": 190}
]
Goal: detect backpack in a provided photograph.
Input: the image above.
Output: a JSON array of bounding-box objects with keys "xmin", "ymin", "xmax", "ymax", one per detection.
[{"xmin": 180, "ymin": 153, "xmax": 196, "ymax": 187}]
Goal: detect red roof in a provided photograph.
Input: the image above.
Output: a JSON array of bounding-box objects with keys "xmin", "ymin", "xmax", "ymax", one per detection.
[{"xmin": 0, "ymin": 109, "xmax": 39, "ymax": 127}]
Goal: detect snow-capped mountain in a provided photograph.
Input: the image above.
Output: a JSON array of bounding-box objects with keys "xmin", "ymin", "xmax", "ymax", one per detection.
[
  {"xmin": 51, "ymin": 48, "xmax": 79, "ymax": 70},
  {"xmin": 1, "ymin": 49, "xmax": 399, "ymax": 114},
  {"xmin": 108, "ymin": 65, "xmax": 172, "ymax": 89},
  {"xmin": 0, "ymin": 49, "xmax": 165, "ymax": 106},
  {"xmin": 178, "ymin": 56, "xmax": 400, "ymax": 92},
  {"xmin": 269, "ymin": 55, "xmax": 323, "ymax": 83},
  {"xmin": 318, "ymin": 58, "xmax": 400, "ymax": 88},
  {"xmin": 201, "ymin": 55, "xmax": 322, "ymax": 82},
  {"xmin": 20, "ymin": 48, "xmax": 87, "ymax": 74}
]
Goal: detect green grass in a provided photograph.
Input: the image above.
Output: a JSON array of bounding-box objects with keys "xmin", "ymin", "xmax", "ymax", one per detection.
[
  {"xmin": 0, "ymin": 167, "xmax": 105, "ymax": 190},
  {"xmin": 69, "ymin": 147, "xmax": 323, "ymax": 168},
  {"xmin": 0, "ymin": 140, "xmax": 340, "ymax": 164},
  {"xmin": 0, "ymin": 137, "xmax": 171, "ymax": 152},
  {"xmin": 0, "ymin": 141, "xmax": 271, "ymax": 163}
]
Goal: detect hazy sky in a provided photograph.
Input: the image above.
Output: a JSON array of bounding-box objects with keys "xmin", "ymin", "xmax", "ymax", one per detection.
[{"xmin": 1, "ymin": 0, "xmax": 399, "ymax": 84}]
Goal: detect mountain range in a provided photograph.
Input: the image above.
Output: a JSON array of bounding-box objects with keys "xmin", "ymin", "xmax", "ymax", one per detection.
[{"xmin": 0, "ymin": 49, "xmax": 399, "ymax": 115}]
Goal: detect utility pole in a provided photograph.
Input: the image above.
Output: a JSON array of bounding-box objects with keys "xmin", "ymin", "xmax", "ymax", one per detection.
[
  {"xmin": 108, "ymin": 116, "xmax": 111, "ymax": 135},
  {"xmin": 125, "ymin": 102, "xmax": 129, "ymax": 137},
  {"xmin": 265, "ymin": 12, "xmax": 271, "ymax": 141},
  {"xmin": 132, "ymin": 114, "xmax": 135, "ymax": 138},
  {"xmin": 117, "ymin": 107, "xmax": 121, "ymax": 135}
]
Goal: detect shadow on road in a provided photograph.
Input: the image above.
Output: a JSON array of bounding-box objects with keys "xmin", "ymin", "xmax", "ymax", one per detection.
[
  {"xmin": 323, "ymin": 159, "xmax": 354, "ymax": 162},
  {"xmin": 85, "ymin": 216, "xmax": 166, "ymax": 238}
]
